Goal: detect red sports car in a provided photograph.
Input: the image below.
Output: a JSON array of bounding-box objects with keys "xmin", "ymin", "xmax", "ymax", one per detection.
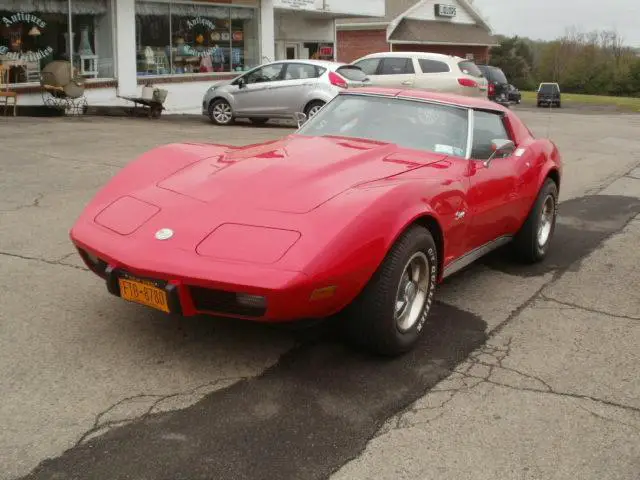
[{"xmin": 71, "ymin": 87, "xmax": 561, "ymax": 356}]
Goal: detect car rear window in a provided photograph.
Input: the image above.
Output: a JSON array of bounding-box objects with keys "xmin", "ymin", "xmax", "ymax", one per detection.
[
  {"xmin": 488, "ymin": 67, "xmax": 508, "ymax": 84},
  {"xmin": 539, "ymin": 84, "xmax": 559, "ymax": 93},
  {"xmin": 458, "ymin": 61, "xmax": 483, "ymax": 78},
  {"xmin": 336, "ymin": 66, "xmax": 368, "ymax": 82}
]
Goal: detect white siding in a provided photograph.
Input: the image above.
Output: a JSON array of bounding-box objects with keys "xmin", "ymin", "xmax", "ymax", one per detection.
[
  {"xmin": 274, "ymin": 11, "xmax": 334, "ymax": 42},
  {"xmin": 273, "ymin": 0, "xmax": 384, "ymax": 17},
  {"xmin": 406, "ymin": 0, "xmax": 476, "ymax": 25}
]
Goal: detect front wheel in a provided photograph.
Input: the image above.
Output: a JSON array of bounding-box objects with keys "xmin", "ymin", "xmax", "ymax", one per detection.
[
  {"xmin": 208, "ymin": 99, "xmax": 234, "ymax": 125},
  {"xmin": 512, "ymin": 178, "xmax": 558, "ymax": 263},
  {"xmin": 344, "ymin": 226, "xmax": 438, "ymax": 356}
]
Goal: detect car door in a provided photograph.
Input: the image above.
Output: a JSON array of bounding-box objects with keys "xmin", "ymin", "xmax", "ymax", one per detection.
[
  {"xmin": 361, "ymin": 56, "xmax": 417, "ymax": 88},
  {"xmin": 465, "ymin": 110, "xmax": 521, "ymax": 250},
  {"xmin": 232, "ymin": 63, "xmax": 286, "ymax": 115}
]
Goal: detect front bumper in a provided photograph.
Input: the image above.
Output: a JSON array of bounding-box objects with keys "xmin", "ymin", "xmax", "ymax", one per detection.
[{"xmin": 72, "ymin": 226, "xmax": 353, "ymax": 322}]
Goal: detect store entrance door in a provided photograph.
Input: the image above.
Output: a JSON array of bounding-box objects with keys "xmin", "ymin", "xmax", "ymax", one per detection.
[{"xmin": 285, "ymin": 43, "xmax": 299, "ymax": 60}]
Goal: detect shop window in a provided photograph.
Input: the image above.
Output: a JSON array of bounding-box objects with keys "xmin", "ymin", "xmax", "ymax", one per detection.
[
  {"xmin": 135, "ymin": 0, "xmax": 258, "ymax": 77},
  {"xmin": 0, "ymin": 0, "xmax": 114, "ymax": 84}
]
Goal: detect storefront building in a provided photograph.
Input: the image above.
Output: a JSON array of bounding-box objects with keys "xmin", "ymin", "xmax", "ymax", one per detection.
[
  {"xmin": 336, "ymin": 0, "xmax": 498, "ymax": 64},
  {"xmin": 0, "ymin": 0, "xmax": 384, "ymax": 113}
]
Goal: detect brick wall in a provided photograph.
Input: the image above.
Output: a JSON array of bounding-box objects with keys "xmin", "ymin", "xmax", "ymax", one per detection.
[
  {"xmin": 337, "ymin": 30, "xmax": 389, "ymax": 63},
  {"xmin": 392, "ymin": 43, "xmax": 491, "ymax": 63}
]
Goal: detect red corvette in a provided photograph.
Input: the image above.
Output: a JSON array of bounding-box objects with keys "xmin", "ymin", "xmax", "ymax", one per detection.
[{"xmin": 71, "ymin": 87, "xmax": 561, "ymax": 355}]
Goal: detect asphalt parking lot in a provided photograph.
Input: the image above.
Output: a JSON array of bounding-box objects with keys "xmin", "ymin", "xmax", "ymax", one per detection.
[{"xmin": 1, "ymin": 108, "xmax": 639, "ymax": 480}]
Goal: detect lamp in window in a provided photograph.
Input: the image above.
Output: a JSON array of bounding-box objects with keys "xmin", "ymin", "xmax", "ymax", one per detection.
[{"xmin": 28, "ymin": 27, "xmax": 42, "ymax": 36}]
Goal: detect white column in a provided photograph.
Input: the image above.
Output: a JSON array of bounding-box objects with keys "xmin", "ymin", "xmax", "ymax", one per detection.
[
  {"xmin": 114, "ymin": 0, "xmax": 137, "ymax": 95},
  {"xmin": 260, "ymin": 0, "xmax": 275, "ymax": 63}
]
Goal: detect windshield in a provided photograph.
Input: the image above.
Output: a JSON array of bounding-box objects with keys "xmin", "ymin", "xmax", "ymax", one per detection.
[
  {"xmin": 458, "ymin": 61, "xmax": 483, "ymax": 78},
  {"xmin": 539, "ymin": 84, "xmax": 559, "ymax": 93},
  {"xmin": 336, "ymin": 66, "xmax": 368, "ymax": 82},
  {"xmin": 297, "ymin": 95, "xmax": 470, "ymax": 157},
  {"xmin": 488, "ymin": 67, "xmax": 508, "ymax": 84}
]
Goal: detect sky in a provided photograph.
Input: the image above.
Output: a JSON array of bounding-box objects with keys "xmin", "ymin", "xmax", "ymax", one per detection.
[{"xmin": 472, "ymin": 0, "xmax": 640, "ymax": 47}]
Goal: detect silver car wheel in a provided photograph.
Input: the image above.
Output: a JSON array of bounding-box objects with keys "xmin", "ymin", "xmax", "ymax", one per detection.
[
  {"xmin": 394, "ymin": 252, "xmax": 430, "ymax": 333},
  {"xmin": 307, "ymin": 104, "xmax": 324, "ymax": 118},
  {"xmin": 212, "ymin": 102, "xmax": 233, "ymax": 124},
  {"xmin": 537, "ymin": 194, "xmax": 555, "ymax": 247}
]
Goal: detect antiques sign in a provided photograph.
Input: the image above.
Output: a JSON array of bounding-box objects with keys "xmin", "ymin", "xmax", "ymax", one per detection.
[
  {"xmin": 0, "ymin": 12, "xmax": 54, "ymax": 61},
  {"xmin": 434, "ymin": 4, "xmax": 457, "ymax": 17}
]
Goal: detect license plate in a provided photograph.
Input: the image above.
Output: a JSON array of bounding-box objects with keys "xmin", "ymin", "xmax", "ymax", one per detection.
[{"xmin": 119, "ymin": 277, "xmax": 170, "ymax": 313}]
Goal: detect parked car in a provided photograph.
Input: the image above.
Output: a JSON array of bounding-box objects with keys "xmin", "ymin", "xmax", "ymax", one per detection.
[
  {"xmin": 202, "ymin": 59, "xmax": 369, "ymax": 125},
  {"xmin": 476, "ymin": 64, "xmax": 510, "ymax": 105},
  {"xmin": 537, "ymin": 82, "xmax": 561, "ymax": 108},
  {"xmin": 508, "ymin": 84, "xmax": 521, "ymax": 104},
  {"xmin": 350, "ymin": 51, "xmax": 488, "ymax": 98},
  {"xmin": 71, "ymin": 88, "xmax": 562, "ymax": 356}
]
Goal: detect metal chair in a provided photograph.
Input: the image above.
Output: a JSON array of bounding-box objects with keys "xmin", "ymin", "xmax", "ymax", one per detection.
[{"xmin": 0, "ymin": 65, "xmax": 18, "ymax": 116}]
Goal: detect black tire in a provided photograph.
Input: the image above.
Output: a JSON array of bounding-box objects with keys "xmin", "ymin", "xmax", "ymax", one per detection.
[
  {"xmin": 512, "ymin": 178, "xmax": 558, "ymax": 263},
  {"xmin": 536, "ymin": 102, "xmax": 541, "ymax": 108},
  {"xmin": 208, "ymin": 98, "xmax": 234, "ymax": 126},
  {"xmin": 249, "ymin": 118, "xmax": 269, "ymax": 125},
  {"xmin": 344, "ymin": 225, "xmax": 438, "ymax": 356},
  {"xmin": 304, "ymin": 100, "xmax": 325, "ymax": 119}
]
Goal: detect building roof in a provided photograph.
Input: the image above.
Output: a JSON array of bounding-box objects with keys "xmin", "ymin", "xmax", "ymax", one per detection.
[
  {"xmin": 389, "ymin": 19, "xmax": 499, "ymax": 46},
  {"xmin": 336, "ymin": 0, "xmax": 497, "ymax": 47},
  {"xmin": 336, "ymin": 0, "xmax": 418, "ymax": 27}
]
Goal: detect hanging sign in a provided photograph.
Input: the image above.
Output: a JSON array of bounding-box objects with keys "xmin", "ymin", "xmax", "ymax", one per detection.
[{"xmin": 274, "ymin": 0, "xmax": 318, "ymax": 11}]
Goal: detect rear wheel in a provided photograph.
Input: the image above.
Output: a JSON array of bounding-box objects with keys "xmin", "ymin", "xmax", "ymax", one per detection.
[
  {"xmin": 208, "ymin": 99, "xmax": 234, "ymax": 126},
  {"xmin": 304, "ymin": 100, "xmax": 325, "ymax": 119},
  {"xmin": 513, "ymin": 178, "xmax": 558, "ymax": 263},
  {"xmin": 344, "ymin": 226, "xmax": 438, "ymax": 356}
]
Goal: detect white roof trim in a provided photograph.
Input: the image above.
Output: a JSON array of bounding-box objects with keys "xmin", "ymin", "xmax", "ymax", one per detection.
[
  {"xmin": 336, "ymin": 22, "xmax": 390, "ymax": 30},
  {"xmin": 388, "ymin": 39, "xmax": 500, "ymax": 47},
  {"xmin": 386, "ymin": 0, "xmax": 495, "ymax": 41}
]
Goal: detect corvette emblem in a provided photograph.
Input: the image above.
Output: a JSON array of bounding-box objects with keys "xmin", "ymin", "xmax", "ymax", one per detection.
[{"xmin": 155, "ymin": 228, "xmax": 174, "ymax": 240}]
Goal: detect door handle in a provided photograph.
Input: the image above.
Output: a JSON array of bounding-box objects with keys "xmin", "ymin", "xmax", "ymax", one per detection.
[{"xmin": 402, "ymin": 80, "xmax": 413, "ymax": 85}]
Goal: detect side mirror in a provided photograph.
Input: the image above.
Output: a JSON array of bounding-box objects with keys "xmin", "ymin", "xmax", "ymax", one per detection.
[
  {"xmin": 484, "ymin": 139, "xmax": 516, "ymax": 167},
  {"xmin": 293, "ymin": 112, "xmax": 307, "ymax": 128},
  {"xmin": 236, "ymin": 77, "xmax": 246, "ymax": 88}
]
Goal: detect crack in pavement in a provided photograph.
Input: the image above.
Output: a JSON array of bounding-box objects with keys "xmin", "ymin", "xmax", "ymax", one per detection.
[
  {"xmin": 576, "ymin": 404, "xmax": 640, "ymax": 433},
  {"xmin": 0, "ymin": 251, "xmax": 88, "ymax": 272},
  {"xmin": 75, "ymin": 376, "xmax": 247, "ymax": 447},
  {"xmin": 385, "ymin": 339, "xmax": 640, "ymax": 436},
  {"xmin": 538, "ymin": 294, "xmax": 640, "ymax": 321},
  {"xmin": 0, "ymin": 193, "xmax": 43, "ymax": 213}
]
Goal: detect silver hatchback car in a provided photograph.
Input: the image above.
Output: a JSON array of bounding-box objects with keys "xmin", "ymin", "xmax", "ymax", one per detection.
[{"xmin": 202, "ymin": 60, "xmax": 368, "ymax": 126}]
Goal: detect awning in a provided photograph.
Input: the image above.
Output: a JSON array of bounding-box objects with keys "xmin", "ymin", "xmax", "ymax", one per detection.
[
  {"xmin": 0, "ymin": 0, "xmax": 108, "ymax": 14},
  {"xmin": 389, "ymin": 19, "xmax": 499, "ymax": 47}
]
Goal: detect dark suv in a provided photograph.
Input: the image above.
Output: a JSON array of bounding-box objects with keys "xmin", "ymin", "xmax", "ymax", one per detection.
[
  {"xmin": 537, "ymin": 82, "xmax": 561, "ymax": 108},
  {"xmin": 476, "ymin": 64, "xmax": 510, "ymax": 106}
]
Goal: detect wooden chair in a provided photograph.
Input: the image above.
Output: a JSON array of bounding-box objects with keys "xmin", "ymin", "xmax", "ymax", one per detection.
[{"xmin": 0, "ymin": 65, "xmax": 18, "ymax": 116}]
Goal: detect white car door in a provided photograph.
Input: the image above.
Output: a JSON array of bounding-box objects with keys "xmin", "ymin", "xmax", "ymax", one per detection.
[{"xmin": 413, "ymin": 58, "xmax": 453, "ymax": 92}]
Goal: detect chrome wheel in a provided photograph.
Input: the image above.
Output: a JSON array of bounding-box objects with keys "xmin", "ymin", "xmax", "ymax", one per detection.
[
  {"xmin": 537, "ymin": 194, "xmax": 555, "ymax": 247},
  {"xmin": 307, "ymin": 103, "xmax": 324, "ymax": 118},
  {"xmin": 212, "ymin": 101, "xmax": 233, "ymax": 124},
  {"xmin": 394, "ymin": 252, "xmax": 430, "ymax": 333}
]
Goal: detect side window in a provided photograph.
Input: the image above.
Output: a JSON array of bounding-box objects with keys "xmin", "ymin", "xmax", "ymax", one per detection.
[
  {"xmin": 284, "ymin": 63, "xmax": 321, "ymax": 80},
  {"xmin": 353, "ymin": 58, "xmax": 380, "ymax": 76},
  {"xmin": 379, "ymin": 57, "xmax": 415, "ymax": 75},
  {"xmin": 471, "ymin": 111, "xmax": 512, "ymax": 160},
  {"xmin": 418, "ymin": 59, "xmax": 450, "ymax": 73},
  {"xmin": 244, "ymin": 64, "xmax": 285, "ymax": 84}
]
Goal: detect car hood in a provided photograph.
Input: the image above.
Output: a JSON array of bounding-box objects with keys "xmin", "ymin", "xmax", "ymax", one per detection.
[{"xmin": 156, "ymin": 135, "xmax": 446, "ymax": 214}]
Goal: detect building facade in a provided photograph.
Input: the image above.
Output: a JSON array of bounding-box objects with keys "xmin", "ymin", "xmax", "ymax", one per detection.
[
  {"xmin": 0, "ymin": 0, "xmax": 384, "ymax": 113},
  {"xmin": 336, "ymin": 0, "xmax": 498, "ymax": 64}
]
